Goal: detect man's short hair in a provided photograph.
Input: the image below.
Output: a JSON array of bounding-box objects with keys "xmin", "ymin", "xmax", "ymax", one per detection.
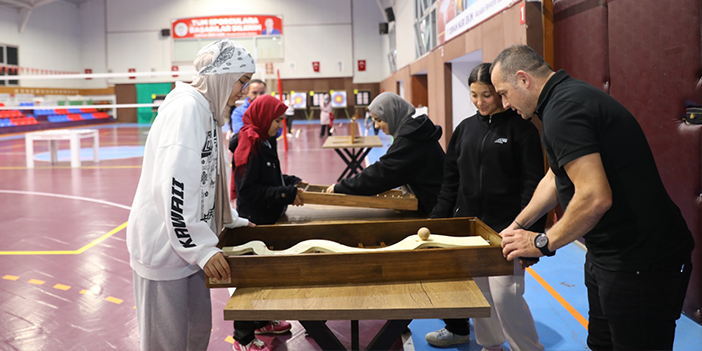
[
  {"xmin": 250, "ymin": 79, "xmax": 266, "ymax": 87},
  {"xmin": 491, "ymin": 45, "xmax": 553, "ymax": 84}
]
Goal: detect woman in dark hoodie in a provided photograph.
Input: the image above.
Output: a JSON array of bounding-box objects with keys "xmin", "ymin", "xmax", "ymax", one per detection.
[{"xmin": 325, "ymin": 92, "xmax": 445, "ymax": 214}]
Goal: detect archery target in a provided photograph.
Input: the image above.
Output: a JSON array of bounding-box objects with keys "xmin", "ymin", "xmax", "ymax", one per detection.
[
  {"xmin": 291, "ymin": 92, "xmax": 307, "ymax": 109},
  {"xmin": 331, "ymin": 91, "xmax": 347, "ymax": 108}
]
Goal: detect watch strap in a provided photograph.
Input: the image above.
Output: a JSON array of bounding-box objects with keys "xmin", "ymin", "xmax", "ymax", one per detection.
[{"xmin": 536, "ymin": 233, "xmax": 556, "ymax": 257}]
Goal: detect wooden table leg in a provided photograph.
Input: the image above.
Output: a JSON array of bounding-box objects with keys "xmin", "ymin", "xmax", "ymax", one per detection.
[
  {"xmin": 350, "ymin": 147, "xmax": 373, "ymax": 175},
  {"xmin": 351, "ymin": 320, "xmax": 359, "ymax": 351},
  {"xmin": 334, "ymin": 149, "xmax": 353, "ymax": 181},
  {"xmin": 341, "ymin": 147, "xmax": 371, "ymax": 176},
  {"xmin": 92, "ymin": 130, "xmax": 100, "ymax": 163},
  {"xmin": 49, "ymin": 140, "xmax": 59, "ymax": 164},
  {"xmin": 366, "ymin": 319, "xmax": 412, "ymax": 351},
  {"xmin": 299, "ymin": 320, "xmax": 347, "ymax": 351},
  {"xmin": 25, "ymin": 136, "xmax": 34, "ymax": 168},
  {"xmin": 69, "ymin": 133, "xmax": 81, "ymax": 168},
  {"xmin": 300, "ymin": 319, "xmax": 410, "ymax": 351}
]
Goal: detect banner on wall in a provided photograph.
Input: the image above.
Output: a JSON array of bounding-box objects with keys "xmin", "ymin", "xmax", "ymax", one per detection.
[
  {"xmin": 172, "ymin": 15, "xmax": 283, "ymax": 39},
  {"xmin": 437, "ymin": 0, "xmax": 519, "ymax": 45}
]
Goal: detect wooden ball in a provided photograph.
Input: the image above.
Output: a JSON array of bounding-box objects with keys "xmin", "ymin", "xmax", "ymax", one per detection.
[{"xmin": 417, "ymin": 227, "xmax": 431, "ymax": 241}]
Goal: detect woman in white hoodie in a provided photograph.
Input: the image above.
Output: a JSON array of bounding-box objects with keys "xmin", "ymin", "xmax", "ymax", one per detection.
[{"xmin": 126, "ymin": 39, "xmax": 255, "ymax": 351}]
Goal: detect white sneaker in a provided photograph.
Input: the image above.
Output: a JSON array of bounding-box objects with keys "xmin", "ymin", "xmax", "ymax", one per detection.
[
  {"xmin": 425, "ymin": 328, "xmax": 470, "ymax": 347},
  {"xmin": 232, "ymin": 338, "xmax": 270, "ymax": 351}
]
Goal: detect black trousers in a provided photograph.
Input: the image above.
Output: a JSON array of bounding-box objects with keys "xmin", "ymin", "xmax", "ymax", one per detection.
[
  {"xmin": 585, "ymin": 257, "xmax": 692, "ymax": 350},
  {"xmin": 443, "ymin": 318, "xmax": 470, "ymax": 336},
  {"xmin": 320, "ymin": 124, "xmax": 331, "ymax": 137},
  {"xmin": 233, "ymin": 321, "xmax": 268, "ymax": 345},
  {"xmin": 285, "ymin": 115, "xmax": 294, "ymax": 132}
]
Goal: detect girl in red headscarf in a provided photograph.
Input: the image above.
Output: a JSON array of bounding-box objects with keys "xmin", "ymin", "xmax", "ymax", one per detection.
[
  {"xmin": 230, "ymin": 94, "xmax": 307, "ymax": 351},
  {"xmin": 233, "ymin": 94, "xmax": 307, "ymax": 225}
]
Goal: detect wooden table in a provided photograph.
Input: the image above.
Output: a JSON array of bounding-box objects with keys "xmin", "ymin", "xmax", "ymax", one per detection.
[
  {"xmin": 277, "ymin": 203, "xmax": 422, "ymax": 224},
  {"xmin": 224, "ymin": 279, "xmax": 490, "ymax": 351},
  {"xmin": 322, "ymin": 135, "xmax": 383, "ymax": 181},
  {"xmin": 215, "ymin": 217, "xmax": 513, "ymax": 350},
  {"xmin": 25, "ymin": 128, "xmax": 99, "ymax": 168}
]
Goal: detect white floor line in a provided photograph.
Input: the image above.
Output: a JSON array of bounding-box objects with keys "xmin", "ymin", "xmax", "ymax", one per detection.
[{"xmin": 0, "ymin": 189, "xmax": 131, "ymax": 210}]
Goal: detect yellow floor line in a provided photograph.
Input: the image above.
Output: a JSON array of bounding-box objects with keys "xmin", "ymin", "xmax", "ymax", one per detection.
[
  {"xmin": 0, "ymin": 221, "xmax": 127, "ymax": 255},
  {"xmin": 527, "ymin": 266, "xmax": 589, "ymax": 330},
  {"xmin": 53, "ymin": 284, "xmax": 71, "ymax": 291}
]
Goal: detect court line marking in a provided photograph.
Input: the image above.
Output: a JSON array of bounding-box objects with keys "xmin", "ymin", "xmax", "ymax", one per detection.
[
  {"xmin": 0, "ymin": 189, "xmax": 130, "ymax": 255},
  {"xmin": 3, "ymin": 273, "xmax": 134, "ymax": 309},
  {"xmin": 527, "ymin": 266, "xmax": 589, "ymax": 330},
  {"xmin": 0, "ymin": 165, "xmax": 142, "ymax": 170},
  {"xmin": 0, "ymin": 221, "xmax": 128, "ymax": 255},
  {"xmin": 0, "ymin": 189, "xmax": 131, "ymax": 210}
]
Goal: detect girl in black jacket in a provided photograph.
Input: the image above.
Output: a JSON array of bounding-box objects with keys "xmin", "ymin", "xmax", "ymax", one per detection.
[
  {"xmin": 234, "ymin": 94, "xmax": 307, "ymax": 225},
  {"xmin": 325, "ymin": 92, "xmax": 445, "ymax": 214},
  {"xmin": 424, "ymin": 63, "xmax": 544, "ymax": 351},
  {"xmin": 231, "ymin": 95, "xmax": 305, "ymax": 350}
]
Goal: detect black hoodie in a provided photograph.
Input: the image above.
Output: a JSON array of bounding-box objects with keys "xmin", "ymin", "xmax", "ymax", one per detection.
[
  {"xmin": 333, "ymin": 114, "xmax": 445, "ymax": 214},
  {"xmin": 430, "ymin": 109, "xmax": 546, "ymax": 232}
]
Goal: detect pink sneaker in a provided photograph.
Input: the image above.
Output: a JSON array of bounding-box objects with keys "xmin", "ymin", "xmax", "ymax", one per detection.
[
  {"xmin": 232, "ymin": 338, "xmax": 270, "ymax": 351},
  {"xmin": 254, "ymin": 320, "xmax": 292, "ymax": 334}
]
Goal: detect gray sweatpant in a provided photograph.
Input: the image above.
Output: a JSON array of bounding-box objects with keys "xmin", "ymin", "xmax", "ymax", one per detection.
[{"xmin": 133, "ymin": 270, "xmax": 212, "ymax": 351}]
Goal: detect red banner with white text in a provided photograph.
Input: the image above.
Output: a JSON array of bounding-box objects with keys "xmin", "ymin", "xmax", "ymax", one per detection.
[{"xmin": 172, "ymin": 15, "xmax": 283, "ymax": 39}]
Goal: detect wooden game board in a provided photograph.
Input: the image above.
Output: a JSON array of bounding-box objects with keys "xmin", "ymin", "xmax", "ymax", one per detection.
[
  {"xmin": 297, "ymin": 184, "xmax": 418, "ymax": 211},
  {"xmin": 209, "ymin": 217, "xmax": 512, "ymax": 288}
]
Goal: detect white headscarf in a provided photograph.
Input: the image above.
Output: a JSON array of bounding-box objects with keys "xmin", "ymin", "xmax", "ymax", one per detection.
[
  {"xmin": 191, "ymin": 39, "xmax": 256, "ymax": 127},
  {"xmin": 189, "ymin": 39, "xmax": 255, "ymax": 231}
]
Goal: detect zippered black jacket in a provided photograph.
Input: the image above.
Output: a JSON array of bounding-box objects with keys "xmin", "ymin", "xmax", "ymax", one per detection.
[
  {"xmin": 233, "ymin": 136, "xmax": 301, "ymax": 225},
  {"xmin": 333, "ymin": 115, "xmax": 445, "ymax": 214},
  {"xmin": 430, "ymin": 109, "xmax": 546, "ymax": 232}
]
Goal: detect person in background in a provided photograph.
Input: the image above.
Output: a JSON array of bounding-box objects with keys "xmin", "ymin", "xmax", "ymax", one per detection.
[
  {"xmin": 319, "ymin": 92, "xmax": 333, "ymax": 137},
  {"xmin": 227, "ymin": 79, "xmax": 267, "ymax": 198},
  {"xmin": 228, "ymin": 79, "xmax": 266, "ymax": 137},
  {"xmin": 493, "ymin": 44, "xmax": 694, "ymax": 350},
  {"xmin": 424, "ymin": 63, "xmax": 544, "ymax": 351},
  {"xmin": 325, "ymin": 92, "xmax": 445, "ymax": 215},
  {"xmin": 260, "ymin": 18, "xmax": 280, "ymax": 35},
  {"xmin": 126, "ymin": 39, "xmax": 255, "ymax": 351},
  {"xmin": 284, "ymin": 99, "xmax": 295, "ymax": 134}
]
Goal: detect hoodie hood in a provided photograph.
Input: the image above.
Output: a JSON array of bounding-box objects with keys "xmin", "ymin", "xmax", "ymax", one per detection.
[
  {"xmin": 396, "ymin": 114, "xmax": 443, "ymax": 142},
  {"xmin": 158, "ymin": 82, "xmax": 210, "ymax": 115}
]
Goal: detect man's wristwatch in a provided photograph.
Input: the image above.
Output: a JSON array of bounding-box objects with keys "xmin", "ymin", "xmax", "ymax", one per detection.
[{"xmin": 534, "ymin": 232, "xmax": 556, "ymax": 257}]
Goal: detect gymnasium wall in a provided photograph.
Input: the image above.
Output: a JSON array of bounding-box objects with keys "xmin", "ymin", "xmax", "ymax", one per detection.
[
  {"xmin": 0, "ymin": 1, "xmax": 83, "ymax": 89},
  {"xmin": 381, "ymin": 3, "xmax": 530, "ymax": 148},
  {"xmin": 392, "ymin": 0, "xmax": 418, "ymax": 71},
  {"xmin": 0, "ymin": 0, "xmax": 389, "ymax": 90},
  {"xmin": 99, "ymin": 0, "xmax": 386, "ymax": 84},
  {"xmin": 553, "ymin": 0, "xmax": 702, "ymax": 325}
]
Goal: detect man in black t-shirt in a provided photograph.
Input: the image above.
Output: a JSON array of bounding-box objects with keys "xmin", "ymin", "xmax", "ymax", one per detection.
[{"xmin": 490, "ymin": 44, "xmax": 694, "ymax": 350}]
